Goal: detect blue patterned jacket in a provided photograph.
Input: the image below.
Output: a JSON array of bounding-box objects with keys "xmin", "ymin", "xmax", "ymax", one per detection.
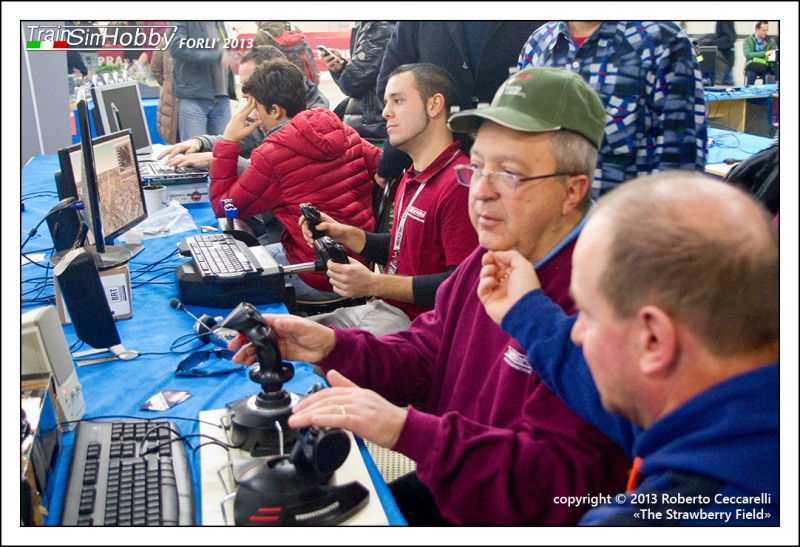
[{"xmin": 519, "ymin": 21, "xmax": 706, "ymax": 196}]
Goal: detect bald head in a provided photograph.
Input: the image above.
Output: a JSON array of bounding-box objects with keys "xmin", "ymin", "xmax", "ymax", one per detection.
[{"xmin": 587, "ymin": 172, "xmax": 779, "ymax": 357}]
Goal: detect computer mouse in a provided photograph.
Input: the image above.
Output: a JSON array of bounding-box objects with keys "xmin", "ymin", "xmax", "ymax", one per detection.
[{"xmin": 724, "ymin": 158, "xmax": 741, "ymax": 165}]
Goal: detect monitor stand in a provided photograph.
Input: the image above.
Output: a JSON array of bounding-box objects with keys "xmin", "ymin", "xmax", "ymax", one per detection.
[{"xmin": 52, "ymin": 244, "xmax": 143, "ymax": 271}]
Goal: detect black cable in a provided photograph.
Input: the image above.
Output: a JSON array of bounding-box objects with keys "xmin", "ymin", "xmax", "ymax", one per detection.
[
  {"xmin": 706, "ymin": 119, "xmax": 738, "ymax": 132},
  {"xmin": 21, "ymin": 190, "xmax": 59, "ymax": 200},
  {"xmin": 21, "ymin": 251, "xmax": 56, "ymax": 270},
  {"xmin": 130, "ymin": 332, "xmax": 212, "ymax": 358},
  {"xmin": 141, "ymin": 432, "xmax": 244, "ymax": 454},
  {"xmin": 20, "ymin": 258, "xmax": 55, "ymax": 306},
  {"xmin": 193, "ymin": 440, "xmax": 235, "ymax": 452}
]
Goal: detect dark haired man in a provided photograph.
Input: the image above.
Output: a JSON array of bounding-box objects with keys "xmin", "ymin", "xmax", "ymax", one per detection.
[
  {"xmin": 299, "ymin": 63, "xmax": 477, "ymax": 335},
  {"xmin": 159, "ymin": 45, "xmax": 327, "ymax": 172},
  {"xmin": 209, "ymin": 59, "xmax": 380, "ymax": 301}
]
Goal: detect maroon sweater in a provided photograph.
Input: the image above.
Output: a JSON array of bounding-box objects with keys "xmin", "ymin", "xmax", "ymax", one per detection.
[{"xmin": 319, "ymin": 244, "xmax": 630, "ymax": 525}]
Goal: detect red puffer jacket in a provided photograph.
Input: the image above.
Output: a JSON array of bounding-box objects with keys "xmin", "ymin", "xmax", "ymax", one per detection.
[{"xmin": 210, "ymin": 108, "xmax": 380, "ymax": 291}]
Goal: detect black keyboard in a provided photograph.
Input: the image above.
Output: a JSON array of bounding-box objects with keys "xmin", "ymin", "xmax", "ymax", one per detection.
[
  {"xmin": 186, "ymin": 233, "xmax": 261, "ymax": 282},
  {"xmin": 61, "ymin": 419, "xmax": 196, "ymax": 526}
]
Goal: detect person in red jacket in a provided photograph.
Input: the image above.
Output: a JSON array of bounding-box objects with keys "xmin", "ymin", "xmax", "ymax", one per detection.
[{"xmin": 210, "ymin": 59, "xmax": 380, "ymax": 299}]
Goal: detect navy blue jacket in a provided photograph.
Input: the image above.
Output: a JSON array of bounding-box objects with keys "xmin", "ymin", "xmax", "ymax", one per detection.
[{"xmin": 503, "ymin": 289, "xmax": 779, "ymax": 526}]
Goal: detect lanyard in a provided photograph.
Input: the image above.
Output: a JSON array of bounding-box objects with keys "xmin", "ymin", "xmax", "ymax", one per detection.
[
  {"xmin": 391, "ymin": 149, "xmax": 462, "ymax": 256},
  {"xmin": 391, "ymin": 181, "xmax": 427, "ymax": 256}
]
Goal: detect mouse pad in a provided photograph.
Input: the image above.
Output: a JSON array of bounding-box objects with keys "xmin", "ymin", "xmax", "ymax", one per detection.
[{"xmin": 199, "ymin": 408, "xmax": 389, "ymax": 525}]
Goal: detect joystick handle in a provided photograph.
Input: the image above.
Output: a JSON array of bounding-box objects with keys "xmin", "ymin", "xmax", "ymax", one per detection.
[
  {"xmin": 300, "ymin": 203, "xmax": 325, "ymax": 240},
  {"xmin": 314, "ymin": 237, "xmax": 349, "ymax": 271},
  {"xmin": 220, "ymin": 303, "xmax": 294, "ymax": 402}
]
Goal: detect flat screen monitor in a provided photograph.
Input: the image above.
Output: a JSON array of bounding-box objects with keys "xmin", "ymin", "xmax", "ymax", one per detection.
[
  {"xmin": 698, "ymin": 46, "xmax": 717, "ymax": 87},
  {"xmin": 56, "ymin": 126, "xmax": 147, "ymax": 263},
  {"xmin": 92, "ymin": 80, "xmax": 153, "ymax": 155}
]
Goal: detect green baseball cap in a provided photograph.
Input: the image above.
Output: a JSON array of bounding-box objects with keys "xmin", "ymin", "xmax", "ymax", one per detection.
[{"xmin": 448, "ymin": 67, "xmax": 606, "ymax": 149}]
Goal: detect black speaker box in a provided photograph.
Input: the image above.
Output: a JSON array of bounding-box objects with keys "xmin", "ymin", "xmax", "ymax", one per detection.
[
  {"xmin": 53, "ymin": 248, "xmax": 121, "ymax": 349},
  {"xmin": 46, "ymin": 208, "xmax": 85, "ymax": 253}
]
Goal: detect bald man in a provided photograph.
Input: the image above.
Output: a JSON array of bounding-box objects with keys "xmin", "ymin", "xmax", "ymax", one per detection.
[{"xmin": 478, "ymin": 172, "xmax": 779, "ymax": 526}]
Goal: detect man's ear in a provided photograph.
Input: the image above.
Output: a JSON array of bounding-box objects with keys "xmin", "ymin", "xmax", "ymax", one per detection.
[
  {"xmin": 562, "ymin": 175, "xmax": 590, "ymax": 216},
  {"xmin": 636, "ymin": 305, "xmax": 677, "ymax": 377},
  {"xmin": 266, "ymin": 104, "xmax": 285, "ymax": 119},
  {"xmin": 427, "ymin": 93, "xmax": 446, "ymax": 118}
]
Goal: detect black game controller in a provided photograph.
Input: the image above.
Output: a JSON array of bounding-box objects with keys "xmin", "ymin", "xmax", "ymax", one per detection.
[
  {"xmin": 314, "ymin": 236, "xmax": 349, "ymax": 269},
  {"xmin": 299, "ymin": 203, "xmax": 325, "ymax": 240},
  {"xmin": 228, "ymin": 372, "xmax": 368, "ymax": 526}
]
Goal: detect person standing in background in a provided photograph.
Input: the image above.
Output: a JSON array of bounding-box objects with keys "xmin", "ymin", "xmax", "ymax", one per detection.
[
  {"xmin": 252, "ymin": 21, "xmax": 291, "ymax": 48},
  {"xmin": 703, "ymin": 21, "xmax": 737, "ymax": 86},
  {"xmin": 518, "ymin": 21, "xmax": 706, "ymax": 197},
  {"xmin": 169, "ymin": 21, "xmax": 236, "ymax": 139},
  {"xmin": 323, "ymin": 21, "xmax": 395, "ymax": 147},
  {"xmin": 151, "ymin": 33, "xmax": 178, "ymax": 144}
]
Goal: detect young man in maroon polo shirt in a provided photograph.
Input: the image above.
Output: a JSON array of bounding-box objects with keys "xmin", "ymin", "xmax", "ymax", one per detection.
[{"xmin": 300, "ymin": 63, "xmax": 478, "ymax": 336}]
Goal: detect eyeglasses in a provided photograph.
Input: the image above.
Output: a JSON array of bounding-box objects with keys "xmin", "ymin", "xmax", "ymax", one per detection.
[
  {"xmin": 175, "ymin": 349, "xmax": 244, "ymax": 377},
  {"xmin": 454, "ymin": 164, "xmax": 573, "ymax": 195}
]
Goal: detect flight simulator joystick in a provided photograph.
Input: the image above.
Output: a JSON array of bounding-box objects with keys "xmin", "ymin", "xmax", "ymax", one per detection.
[
  {"xmin": 221, "ymin": 302, "xmax": 298, "ymax": 456},
  {"xmin": 219, "ymin": 303, "xmax": 369, "ymax": 525}
]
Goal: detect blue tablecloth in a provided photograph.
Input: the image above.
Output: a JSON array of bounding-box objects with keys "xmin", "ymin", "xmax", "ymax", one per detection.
[
  {"xmin": 21, "ymin": 154, "xmax": 404, "ymax": 526},
  {"xmin": 706, "ymin": 128, "xmax": 774, "ymax": 165},
  {"xmin": 704, "ymin": 83, "xmax": 777, "ymax": 103}
]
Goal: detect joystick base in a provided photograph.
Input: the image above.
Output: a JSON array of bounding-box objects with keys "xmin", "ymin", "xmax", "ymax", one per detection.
[{"xmin": 226, "ymin": 393, "xmax": 299, "ymax": 457}]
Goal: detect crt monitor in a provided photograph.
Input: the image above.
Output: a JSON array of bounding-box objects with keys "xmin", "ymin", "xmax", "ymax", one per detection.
[
  {"xmin": 92, "ymin": 80, "xmax": 153, "ymax": 155},
  {"xmin": 697, "ymin": 46, "xmax": 717, "ymax": 87},
  {"xmin": 57, "ymin": 129, "xmax": 147, "ymax": 249}
]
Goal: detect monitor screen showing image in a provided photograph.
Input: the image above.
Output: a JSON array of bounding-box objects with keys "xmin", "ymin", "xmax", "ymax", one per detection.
[{"xmin": 59, "ymin": 130, "xmax": 147, "ymax": 245}]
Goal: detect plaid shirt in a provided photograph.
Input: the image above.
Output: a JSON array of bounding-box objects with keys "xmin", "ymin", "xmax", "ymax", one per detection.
[{"xmin": 519, "ymin": 21, "xmax": 707, "ymax": 196}]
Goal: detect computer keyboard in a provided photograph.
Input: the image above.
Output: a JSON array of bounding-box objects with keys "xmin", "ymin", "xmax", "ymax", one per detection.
[
  {"xmin": 61, "ymin": 419, "xmax": 196, "ymax": 526},
  {"xmin": 186, "ymin": 233, "xmax": 261, "ymax": 282},
  {"xmin": 139, "ymin": 160, "xmax": 175, "ymax": 176},
  {"xmin": 139, "ymin": 159, "xmax": 205, "ymax": 177}
]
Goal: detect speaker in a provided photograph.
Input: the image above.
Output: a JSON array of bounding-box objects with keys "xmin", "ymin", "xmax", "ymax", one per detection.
[
  {"xmin": 21, "ymin": 306, "xmax": 85, "ymax": 430},
  {"xmin": 54, "ymin": 248, "xmax": 121, "ymax": 350},
  {"xmin": 46, "ymin": 206, "xmax": 85, "ymax": 252}
]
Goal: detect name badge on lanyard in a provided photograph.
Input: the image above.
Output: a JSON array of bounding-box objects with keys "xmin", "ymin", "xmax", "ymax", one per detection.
[
  {"xmin": 385, "ymin": 150, "xmax": 461, "ymax": 275},
  {"xmin": 386, "ymin": 182, "xmax": 426, "ymax": 275}
]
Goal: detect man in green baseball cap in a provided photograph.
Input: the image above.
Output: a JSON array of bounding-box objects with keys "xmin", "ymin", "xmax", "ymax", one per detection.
[
  {"xmin": 449, "ymin": 66, "xmax": 605, "ymax": 148},
  {"xmin": 446, "ymin": 65, "xmax": 603, "ymax": 277}
]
